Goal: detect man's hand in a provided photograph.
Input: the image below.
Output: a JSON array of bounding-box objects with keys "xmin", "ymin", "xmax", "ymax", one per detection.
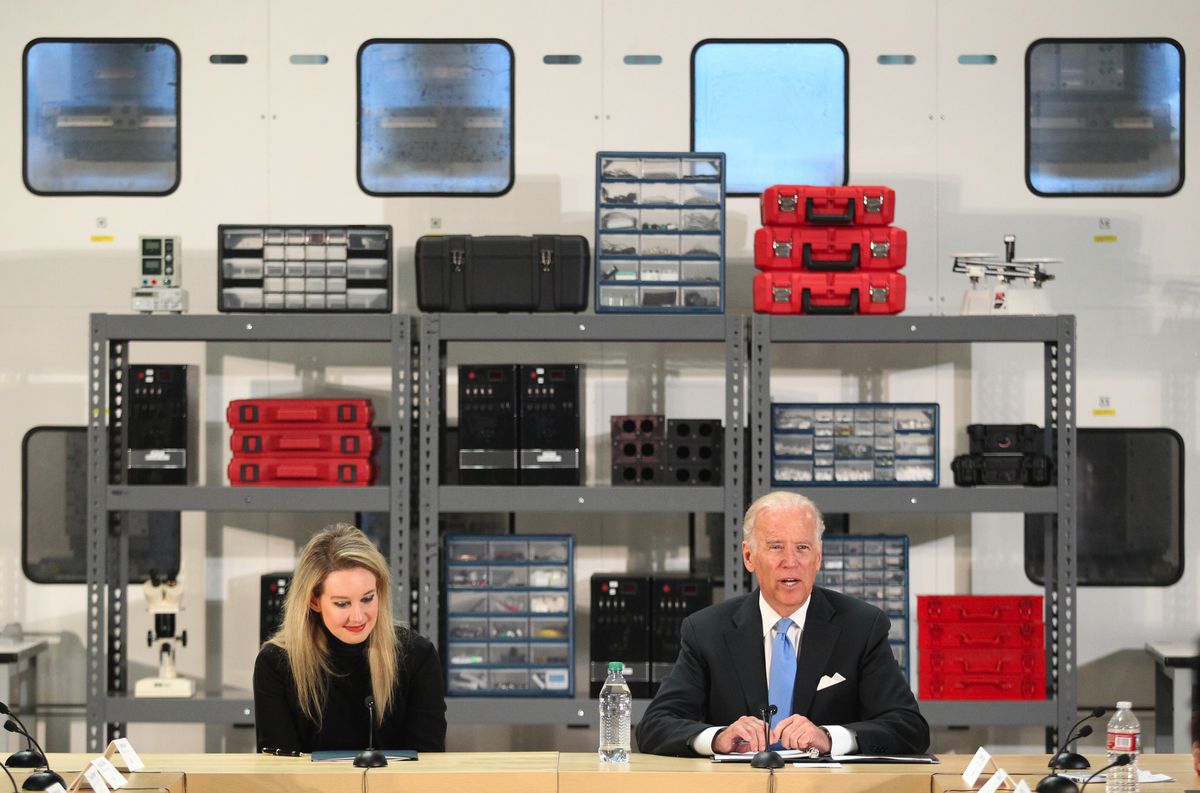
[
  {"xmin": 1191, "ymin": 739, "xmax": 1199, "ymax": 776},
  {"xmin": 713, "ymin": 715, "xmax": 770, "ymax": 754},
  {"xmin": 770, "ymin": 714, "xmax": 832, "ymax": 753}
]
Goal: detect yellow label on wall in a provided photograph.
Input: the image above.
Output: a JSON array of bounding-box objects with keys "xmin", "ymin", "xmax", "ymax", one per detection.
[
  {"xmin": 1093, "ymin": 235, "xmax": 1118, "ymax": 243},
  {"xmin": 90, "ymin": 235, "xmax": 115, "ymax": 243},
  {"xmin": 1092, "ymin": 408, "xmax": 1117, "ymax": 416}
]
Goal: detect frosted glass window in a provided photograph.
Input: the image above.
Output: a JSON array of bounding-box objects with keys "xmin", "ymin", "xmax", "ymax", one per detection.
[
  {"xmin": 359, "ymin": 40, "xmax": 514, "ymax": 195},
  {"xmin": 1027, "ymin": 39, "xmax": 1183, "ymax": 196},
  {"xmin": 692, "ymin": 40, "xmax": 848, "ymax": 195},
  {"xmin": 24, "ymin": 39, "xmax": 180, "ymax": 195}
]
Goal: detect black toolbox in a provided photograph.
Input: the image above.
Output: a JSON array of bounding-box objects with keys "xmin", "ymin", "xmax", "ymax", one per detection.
[{"xmin": 416, "ymin": 235, "xmax": 590, "ymax": 312}]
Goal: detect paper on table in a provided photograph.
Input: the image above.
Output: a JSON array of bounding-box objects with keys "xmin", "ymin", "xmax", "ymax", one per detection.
[
  {"xmin": 712, "ymin": 749, "xmax": 821, "ymax": 762},
  {"xmin": 832, "ymin": 754, "xmax": 938, "ymax": 763},
  {"xmin": 1061, "ymin": 770, "xmax": 1173, "ymax": 784}
]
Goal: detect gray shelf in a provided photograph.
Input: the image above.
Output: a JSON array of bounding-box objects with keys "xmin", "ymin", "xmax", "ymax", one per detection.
[
  {"xmin": 769, "ymin": 487, "xmax": 1059, "ymax": 514},
  {"xmin": 419, "ymin": 314, "xmax": 748, "ymax": 672},
  {"xmin": 430, "ymin": 313, "xmax": 728, "ymax": 341},
  {"xmin": 86, "ymin": 313, "xmax": 414, "ymax": 751},
  {"xmin": 750, "ymin": 313, "xmax": 1078, "ymax": 744},
  {"xmin": 438, "ymin": 486, "xmax": 725, "ymax": 513},
  {"xmin": 107, "ymin": 485, "xmax": 390, "ymax": 512},
  {"xmin": 761, "ymin": 315, "xmax": 1064, "ymax": 343},
  {"xmin": 447, "ymin": 697, "xmax": 648, "ymax": 727},
  {"xmin": 98, "ymin": 313, "xmax": 395, "ymax": 341},
  {"xmin": 105, "ymin": 695, "xmax": 255, "ymax": 724},
  {"xmin": 920, "ymin": 699, "xmax": 1059, "ymax": 727}
]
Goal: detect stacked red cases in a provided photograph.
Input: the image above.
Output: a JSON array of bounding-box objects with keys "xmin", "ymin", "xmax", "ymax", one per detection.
[
  {"xmin": 761, "ymin": 185, "xmax": 896, "ymax": 227},
  {"xmin": 753, "ymin": 271, "xmax": 906, "ymax": 315},
  {"xmin": 226, "ymin": 399, "xmax": 377, "ymax": 486},
  {"xmin": 917, "ymin": 595, "xmax": 1046, "ymax": 700},
  {"xmin": 754, "ymin": 184, "xmax": 906, "ymax": 315},
  {"xmin": 754, "ymin": 226, "xmax": 907, "ymax": 272}
]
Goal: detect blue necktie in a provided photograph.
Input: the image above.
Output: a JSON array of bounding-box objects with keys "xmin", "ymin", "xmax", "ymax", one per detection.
[{"xmin": 768, "ymin": 617, "xmax": 796, "ymax": 735}]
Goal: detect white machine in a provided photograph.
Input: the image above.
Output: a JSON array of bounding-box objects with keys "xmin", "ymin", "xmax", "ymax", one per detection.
[
  {"xmin": 134, "ymin": 575, "xmax": 195, "ymax": 698},
  {"xmin": 953, "ymin": 234, "xmax": 1060, "ymax": 316},
  {"xmin": 131, "ymin": 235, "xmax": 188, "ymax": 314}
]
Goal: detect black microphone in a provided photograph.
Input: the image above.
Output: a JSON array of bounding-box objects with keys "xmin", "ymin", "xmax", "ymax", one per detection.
[
  {"xmin": 1036, "ymin": 727, "xmax": 1094, "ymax": 793},
  {"xmin": 750, "ymin": 704, "xmax": 783, "ymax": 769},
  {"xmin": 352, "ymin": 695, "xmax": 387, "ymax": 769},
  {"xmin": 2, "ymin": 721, "xmax": 64, "ymax": 792},
  {"xmin": 1049, "ymin": 707, "xmax": 1107, "ymax": 770},
  {"xmin": 1080, "ymin": 753, "xmax": 1132, "ymax": 793},
  {"xmin": 0, "ymin": 702, "xmax": 43, "ymax": 770}
]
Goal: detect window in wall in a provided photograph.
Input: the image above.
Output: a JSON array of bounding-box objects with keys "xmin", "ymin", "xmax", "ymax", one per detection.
[
  {"xmin": 692, "ymin": 40, "xmax": 848, "ymax": 196},
  {"xmin": 23, "ymin": 38, "xmax": 181, "ymax": 195},
  {"xmin": 1027, "ymin": 38, "xmax": 1184, "ymax": 196},
  {"xmin": 358, "ymin": 39, "xmax": 514, "ymax": 196},
  {"xmin": 1025, "ymin": 428, "xmax": 1184, "ymax": 587}
]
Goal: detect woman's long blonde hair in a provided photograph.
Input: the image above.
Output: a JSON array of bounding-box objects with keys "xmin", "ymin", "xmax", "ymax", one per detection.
[{"xmin": 268, "ymin": 523, "xmax": 400, "ymax": 726}]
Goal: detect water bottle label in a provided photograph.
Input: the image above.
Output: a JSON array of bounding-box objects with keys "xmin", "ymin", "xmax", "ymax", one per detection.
[{"xmin": 1106, "ymin": 730, "xmax": 1139, "ymax": 753}]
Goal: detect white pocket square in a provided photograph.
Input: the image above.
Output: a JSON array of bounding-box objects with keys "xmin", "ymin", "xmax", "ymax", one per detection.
[{"xmin": 817, "ymin": 673, "xmax": 846, "ymax": 691}]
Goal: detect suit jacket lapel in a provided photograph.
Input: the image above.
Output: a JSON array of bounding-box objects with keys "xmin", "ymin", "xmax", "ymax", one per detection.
[
  {"xmin": 722, "ymin": 591, "xmax": 767, "ymax": 715},
  {"xmin": 793, "ymin": 587, "xmax": 839, "ymax": 718}
]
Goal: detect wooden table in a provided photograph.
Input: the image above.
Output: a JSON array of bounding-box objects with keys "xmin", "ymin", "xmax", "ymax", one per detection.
[
  {"xmin": 15, "ymin": 752, "xmax": 1197, "ymax": 793},
  {"xmin": 933, "ymin": 753, "xmax": 1200, "ymax": 793}
]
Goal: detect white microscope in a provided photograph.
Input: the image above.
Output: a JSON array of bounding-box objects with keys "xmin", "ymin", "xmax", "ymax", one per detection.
[{"xmin": 134, "ymin": 574, "xmax": 196, "ymax": 698}]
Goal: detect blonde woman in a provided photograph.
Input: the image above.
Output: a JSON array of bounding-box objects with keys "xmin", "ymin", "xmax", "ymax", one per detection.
[{"xmin": 253, "ymin": 523, "xmax": 446, "ymax": 752}]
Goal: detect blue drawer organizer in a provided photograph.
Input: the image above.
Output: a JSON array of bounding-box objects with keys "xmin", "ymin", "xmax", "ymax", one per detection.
[
  {"xmin": 443, "ymin": 534, "xmax": 574, "ymax": 696},
  {"xmin": 594, "ymin": 151, "xmax": 726, "ymax": 313},
  {"xmin": 771, "ymin": 403, "xmax": 939, "ymax": 486},
  {"xmin": 816, "ymin": 534, "xmax": 910, "ymax": 680}
]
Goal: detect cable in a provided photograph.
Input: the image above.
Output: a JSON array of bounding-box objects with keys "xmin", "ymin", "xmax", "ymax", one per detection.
[
  {"xmin": 1, "ymin": 760, "xmax": 17, "ymax": 793},
  {"xmin": 362, "ymin": 765, "xmax": 370, "ymax": 793}
]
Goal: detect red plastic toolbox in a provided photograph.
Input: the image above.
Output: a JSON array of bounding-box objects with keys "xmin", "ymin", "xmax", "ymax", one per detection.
[
  {"xmin": 228, "ymin": 456, "xmax": 374, "ymax": 486},
  {"xmin": 754, "ymin": 226, "xmax": 907, "ymax": 272},
  {"xmin": 918, "ymin": 621, "xmax": 1045, "ymax": 650},
  {"xmin": 920, "ymin": 648, "xmax": 1045, "ymax": 678},
  {"xmin": 919, "ymin": 672, "xmax": 1045, "ymax": 700},
  {"xmin": 753, "ymin": 271, "xmax": 906, "ymax": 315},
  {"xmin": 230, "ymin": 429, "xmax": 377, "ymax": 457},
  {"xmin": 918, "ymin": 595, "xmax": 1042, "ymax": 623},
  {"xmin": 761, "ymin": 185, "xmax": 896, "ymax": 227},
  {"xmin": 226, "ymin": 398, "xmax": 374, "ymax": 428}
]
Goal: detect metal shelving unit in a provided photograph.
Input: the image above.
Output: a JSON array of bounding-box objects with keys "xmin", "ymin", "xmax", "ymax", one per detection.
[
  {"xmin": 85, "ymin": 313, "xmax": 413, "ymax": 751},
  {"xmin": 749, "ymin": 314, "xmax": 1077, "ymax": 745},
  {"xmin": 419, "ymin": 313, "xmax": 746, "ymax": 724}
]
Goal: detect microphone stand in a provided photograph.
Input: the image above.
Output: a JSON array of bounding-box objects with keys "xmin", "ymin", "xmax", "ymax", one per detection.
[
  {"xmin": 0, "ymin": 704, "xmax": 42, "ymax": 770},
  {"xmin": 750, "ymin": 705, "xmax": 784, "ymax": 770},
  {"xmin": 1035, "ymin": 752, "xmax": 1131, "ymax": 793},
  {"xmin": 1, "ymin": 722, "xmax": 64, "ymax": 792},
  {"xmin": 353, "ymin": 696, "xmax": 387, "ymax": 769},
  {"xmin": 1079, "ymin": 754, "xmax": 1132, "ymax": 793},
  {"xmin": 1037, "ymin": 726, "xmax": 1095, "ymax": 793},
  {"xmin": 1050, "ymin": 708, "xmax": 1106, "ymax": 770}
]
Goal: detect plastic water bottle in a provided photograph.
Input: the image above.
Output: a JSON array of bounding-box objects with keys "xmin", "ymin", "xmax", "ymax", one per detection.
[
  {"xmin": 1105, "ymin": 701, "xmax": 1140, "ymax": 793},
  {"xmin": 598, "ymin": 661, "xmax": 632, "ymax": 763}
]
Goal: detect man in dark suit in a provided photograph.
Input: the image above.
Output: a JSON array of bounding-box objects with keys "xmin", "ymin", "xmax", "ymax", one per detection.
[{"xmin": 637, "ymin": 491, "xmax": 929, "ymax": 757}]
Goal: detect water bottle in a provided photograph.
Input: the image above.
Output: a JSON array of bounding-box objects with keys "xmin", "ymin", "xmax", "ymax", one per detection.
[
  {"xmin": 1105, "ymin": 701, "xmax": 1140, "ymax": 793},
  {"xmin": 598, "ymin": 661, "xmax": 632, "ymax": 763}
]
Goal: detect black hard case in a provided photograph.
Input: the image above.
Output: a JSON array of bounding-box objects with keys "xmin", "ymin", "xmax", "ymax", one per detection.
[{"xmin": 416, "ymin": 235, "xmax": 590, "ymax": 312}]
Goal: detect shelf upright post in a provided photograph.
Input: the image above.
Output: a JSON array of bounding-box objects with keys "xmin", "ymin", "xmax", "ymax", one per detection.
[
  {"xmin": 417, "ymin": 315, "xmax": 443, "ymax": 641},
  {"xmin": 724, "ymin": 314, "xmax": 749, "ymax": 598},
  {"xmin": 1045, "ymin": 315, "xmax": 1078, "ymax": 746},
  {"xmin": 390, "ymin": 315, "xmax": 413, "ymax": 621},
  {"xmin": 86, "ymin": 314, "xmax": 129, "ymax": 751}
]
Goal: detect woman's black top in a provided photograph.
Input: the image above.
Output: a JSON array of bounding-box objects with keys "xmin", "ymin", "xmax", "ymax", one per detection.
[{"xmin": 253, "ymin": 625, "xmax": 446, "ymax": 753}]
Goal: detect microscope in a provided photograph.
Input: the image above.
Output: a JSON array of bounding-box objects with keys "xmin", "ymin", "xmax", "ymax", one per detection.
[{"xmin": 133, "ymin": 573, "xmax": 196, "ymax": 698}]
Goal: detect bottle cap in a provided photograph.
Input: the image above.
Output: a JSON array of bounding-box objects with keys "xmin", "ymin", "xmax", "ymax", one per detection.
[
  {"xmin": 608, "ymin": 661, "xmax": 624, "ymax": 672},
  {"xmin": 1116, "ymin": 700, "xmax": 1132, "ymax": 709}
]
